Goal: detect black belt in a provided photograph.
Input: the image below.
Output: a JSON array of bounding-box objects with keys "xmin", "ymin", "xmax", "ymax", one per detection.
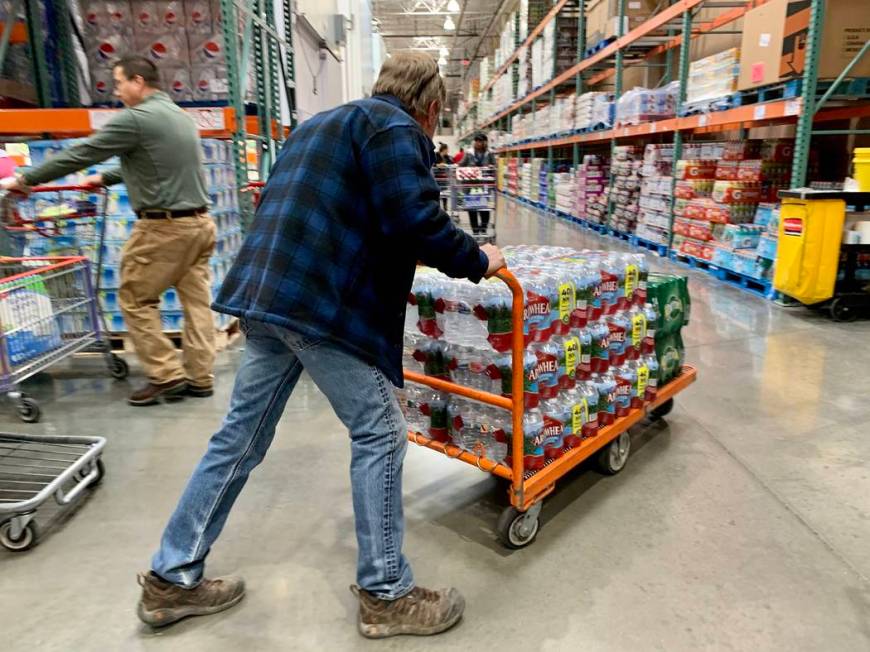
[{"xmin": 136, "ymin": 207, "xmax": 208, "ymax": 219}]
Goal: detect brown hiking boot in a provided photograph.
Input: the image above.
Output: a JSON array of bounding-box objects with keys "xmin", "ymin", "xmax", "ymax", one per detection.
[
  {"xmin": 184, "ymin": 381, "xmax": 214, "ymax": 398},
  {"xmin": 351, "ymin": 585, "xmax": 465, "ymax": 639},
  {"xmin": 136, "ymin": 572, "xmax": 245, "ymax": 627},
  {"xmin": 128, "ymin": 379, "xmax": 188, "ymax": 406}
]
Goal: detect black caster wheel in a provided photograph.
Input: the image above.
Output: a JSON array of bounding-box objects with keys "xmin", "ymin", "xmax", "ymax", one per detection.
[
  {"xmin": 16, "ymin": 397, "xmax": 40, "ymax": 424},
  {"xmin": 0, "ymin": 519, "xmax": 38, "ymax": 552},
  {"xmin": 649, "ymin": 398, "xmax": 674, "ymax": 420},
  {"xmin": 597, "ymin": 431, "xmax": 631, "ymax": 475},
  {"xmin": 830, "ymin": 298, "xmax": 857, "ymax": 323},
  {"xmin": 108, "ymin": 354, "xmax": 130, "ymax": 380},
  {"xmin": 73, "ymin": 459, "xmax": 105, "ymax": 486},
  {"xmin": 496, "ymin": 505, "xmax": 541, "ymax": 549}
]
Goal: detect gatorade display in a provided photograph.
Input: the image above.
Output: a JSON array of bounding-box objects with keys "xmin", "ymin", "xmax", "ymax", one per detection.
[{"xmin": 399, "ymin": 246, "xmax": 690, "ymax": 471}]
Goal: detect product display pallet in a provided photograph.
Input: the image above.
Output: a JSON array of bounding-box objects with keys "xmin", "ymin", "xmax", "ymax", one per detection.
[
  {"xmin": 669, "ymin": 251, "xmax": 774, "ymax": 299},
  {"xmin": 629, "ymin": 234, "xmax": 669, "ymax": 257},
  {"xmin": 604, "ymin": 226, "xmax": 632, "ymax": 241},
  {"xmin": 677, "ymin": 97, "xmax": 738, "ymax": 117},
  {"xmin": 108, "ymin": 318, "xmax": 242, "ymax": 355}
]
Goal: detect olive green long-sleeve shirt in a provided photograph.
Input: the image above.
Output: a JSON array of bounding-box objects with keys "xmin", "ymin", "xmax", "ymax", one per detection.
[{"xmin": 23, "ymin": 91, "xmax": 209, "ymax": 212}]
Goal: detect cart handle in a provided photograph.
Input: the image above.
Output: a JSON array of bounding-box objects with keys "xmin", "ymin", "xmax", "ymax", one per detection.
[
  {"xmin": 403, "ymin": 266, "xmax": 527, "ymax": 498},
  {"xmin": 29, "ymin": 184, "xmax": 105, "ymax": 193}
]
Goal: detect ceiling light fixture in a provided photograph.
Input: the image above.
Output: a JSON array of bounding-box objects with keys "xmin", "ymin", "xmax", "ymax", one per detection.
[
  {"xmin": 447, "ymin": 0, "xmax": 460, "ymax": 11},
  {"xmin": 439, "ymin": 46, "xmax": 449, "ymax": 57},
  {"xmin": 443, "ymin": 15, "xmax": 455, "ymax": 30}
]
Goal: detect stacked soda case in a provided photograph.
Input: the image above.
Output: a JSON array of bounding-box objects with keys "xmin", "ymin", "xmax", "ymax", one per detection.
[
  {"xmin": 82, "ymin": 0, "xmax": 233, "ymax": 105},
  {"xmin": 397, "ymin": 245, "xmax": 690, "ymax": 472},
  {"xmin": 673, "ymin": 139, "xmax": 795, "ymax": 264},
  {"xmin": 609, "ymin": 145, "xmax": 643, "ymax": 234},
  {"xmin": 577, "ymin": 154, "xmax": 609, "ymax": 224},
  {"xmin": 636, "ymin": 144, "xmax": 674, "ymax": 245},
  {"xmin": 21, "ymin": 137, "xmax": 242, "ymax": 333}
]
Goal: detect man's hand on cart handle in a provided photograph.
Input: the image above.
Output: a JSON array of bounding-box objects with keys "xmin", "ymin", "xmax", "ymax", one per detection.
[
  {"xmin": 82, "ymin": 174, "xmax": 105, "ymax": 188},
  {"xmin": 481, "ymin": 243, "xmax": 506, "ymax": 279},
  {"xmin": 0, "ymin": 174, "xmax": 28, "ymax": 193}
]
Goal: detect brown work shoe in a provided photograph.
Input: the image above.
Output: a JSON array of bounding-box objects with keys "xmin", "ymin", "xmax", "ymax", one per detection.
[
  {"xmin": 136, "ymin": 571, "xmax": 245, "ymax": 627},
  {"xmin": 128, "ymin": 379, "xmax": 188, "ymax": 406},
  {"xmin": 184, "ymin": 381, "xmax": 214, "ymax": 398},
  {"xmin": 351, "ymin": 585, "xmax": 465, "ymax": 639}
]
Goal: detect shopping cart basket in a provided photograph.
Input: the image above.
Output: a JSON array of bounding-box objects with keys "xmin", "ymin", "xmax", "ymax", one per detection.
[
  {"xmin": 0, "ymin": 257, "xmax": 128, "ymax": 423},
  {"xmin": 451, "ymin": 165, "xmax": 497, "ymax": 244},
  {"xmin": 0, "ymin": 432, "xmax": 106, "ymax": 551},
  {"xmin": 404, "ymin": 269, "xmax": 697, "ymax": 548}
]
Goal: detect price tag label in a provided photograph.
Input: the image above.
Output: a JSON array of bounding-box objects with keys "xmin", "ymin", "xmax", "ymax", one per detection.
[
  {"xmin": 785, "ymin": 99, "xmax": 802, "ymax": 116},
  {"xmin": 88, "ymin": 110, "xmax": 117, "ymax": 130},
  {"xmin": 753, "ymin": 104, "xmax": 767, "ymax": 120},
  {"xmin": 698, "ymin": 114, "xmax": 709, "ymax": 127},
  {"xmin": 185, "ymin": 107, "xmax": 226, "ymax": 131}
]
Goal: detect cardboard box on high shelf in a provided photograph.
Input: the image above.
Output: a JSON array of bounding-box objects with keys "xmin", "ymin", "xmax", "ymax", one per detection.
[
  {"xmin": 738, "ymin": 0, "xmax": 870, "ymax": 91},
  {"xmin": 585, "ymin": 0, "xmax": 659, "ymax": 45}
]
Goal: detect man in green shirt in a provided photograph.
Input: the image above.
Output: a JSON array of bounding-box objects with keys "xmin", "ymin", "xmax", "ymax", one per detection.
[{"xmin": 2, "ymin": 56, "xmax": 217, "ymax": 406}]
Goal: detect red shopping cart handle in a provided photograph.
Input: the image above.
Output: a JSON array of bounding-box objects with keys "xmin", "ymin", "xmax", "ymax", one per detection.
[{"xmin": 30, "ymin": 184, "xmax": 105, "ymax": 192}]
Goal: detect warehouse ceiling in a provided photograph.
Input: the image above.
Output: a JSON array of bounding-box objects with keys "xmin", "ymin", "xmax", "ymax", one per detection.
[{"xmin": 371, "ymin": 0, "xmax": 511, "ymax": 109}]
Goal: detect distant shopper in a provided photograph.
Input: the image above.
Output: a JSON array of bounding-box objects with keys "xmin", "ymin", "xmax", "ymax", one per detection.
[
  {"xmin": 1, "ymin": 57, "xmax": 216, "ymax": 406},
  {"xmin": 452, "ymin": 146, "xmax": 465, "ymax": 164},
  {"xmin": 434, "ymin": 142, "xmax": 451, "ymax": 165},
  {"xmin": 137, "ymin": 52, "xmax": 505, "ymax": 638},
  {"xmin": 460, "ymin": 133, "xmax": 495, "ymax": 235}
]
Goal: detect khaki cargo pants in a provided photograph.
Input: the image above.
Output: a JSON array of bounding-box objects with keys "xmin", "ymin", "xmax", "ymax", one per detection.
[{"xmin": 119, "ymin": 215, "xmax": 217, "ymax": 387}]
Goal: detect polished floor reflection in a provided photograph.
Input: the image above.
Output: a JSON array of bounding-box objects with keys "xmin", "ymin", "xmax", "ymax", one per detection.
[{"xmin": 1, "ymin": 196, "xmax": 868, "ymax": 651}]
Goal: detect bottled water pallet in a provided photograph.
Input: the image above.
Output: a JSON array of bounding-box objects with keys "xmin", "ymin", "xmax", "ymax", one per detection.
[
  {"xmin": 669, "ymin": 251, "xmax": 774, "ymax": 299},
  {"xmin": 406, "ymin": 264, "xmax": 699, "ymax": 549},
  {"xmin": 677, "ymin": 97, "xmax": 737, "ymax": 117},
  {"xmin": 629, "ymin": 234, "xmax": 669, "ymax": 257}
]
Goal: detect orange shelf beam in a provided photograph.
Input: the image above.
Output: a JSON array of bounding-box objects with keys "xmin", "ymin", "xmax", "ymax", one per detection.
[
  {"xmin": 0, "ymin": 106, "xmax": 282, "ymax": 139},
  {"xmin": 493, "ymin": 98, "xmax": 870, "ymax": 153},
  {"xmin": 0, "ymin": 21, "xmax": 27, "ymax": 44}
]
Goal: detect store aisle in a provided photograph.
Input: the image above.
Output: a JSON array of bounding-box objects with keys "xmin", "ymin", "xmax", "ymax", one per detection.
[{"xmin": 1, "ymin": 197, "xmax": 869, "ymax": 651}]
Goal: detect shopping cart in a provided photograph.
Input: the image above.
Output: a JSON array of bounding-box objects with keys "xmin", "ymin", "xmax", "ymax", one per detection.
[
  {"xmin": 0, "ymin": 432, "xmax": 106, "ymax": 551},
  {"xmin": 433, "ymin": 164, "xmax": 452, "ymax": 216},
  {"xmin": 0, "ymin": 257, "xmax": 129, "ymax": 423},
  {"xmin": 404, "ymin": 269, "xmax": 697, "ymax": 548},
  {"xmin": 451, "ymin": 165, "xmax": 497, "ymax": 244}
]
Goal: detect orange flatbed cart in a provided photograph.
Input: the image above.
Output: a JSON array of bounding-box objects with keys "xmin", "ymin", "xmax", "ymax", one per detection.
[{"xmin": 404, "ymin": 268, "xmax": 697, "ymax": 548}]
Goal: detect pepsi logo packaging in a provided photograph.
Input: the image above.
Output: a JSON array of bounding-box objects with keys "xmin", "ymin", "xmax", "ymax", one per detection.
[
  {"xmin": 91, "ymin": 68, "xmax": 116, "ymax": 103},
  {"xmin": 136, "ymin": 32, "xmax": 190, "ymax": 65},
  {"xmin": 184, "ymin": 0, "xmax": 214, "ymax": 33},
  {"xmin": 162, "ymin": 66, "xmax": 193, "ymax": 101},
  {"xmin": 89, "ymin": 34, "xmax": 131, "ymax": 67},
  {"xmin": 191, "ymin": 65, "xmax": 229, "ymax": 101},
  {"xmin": 189, "ymin": 33, "xmax": 225, "ymax": 65}
]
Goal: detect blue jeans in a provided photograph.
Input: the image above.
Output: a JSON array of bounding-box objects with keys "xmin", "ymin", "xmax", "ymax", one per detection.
[{"xmin": 151, "ymin": 319, "xmax": 414, "ymax": 600}]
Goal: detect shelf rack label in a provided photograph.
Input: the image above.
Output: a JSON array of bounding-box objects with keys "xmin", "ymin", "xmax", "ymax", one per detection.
[{"xmin": 88, "ymin": 107, "xmax": 226, "ymax": 132}]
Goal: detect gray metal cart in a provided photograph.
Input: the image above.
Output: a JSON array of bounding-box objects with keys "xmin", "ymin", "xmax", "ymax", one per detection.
[{"xmin": 0, "ymin": 432, "xmax": 106, "ymax": 551}]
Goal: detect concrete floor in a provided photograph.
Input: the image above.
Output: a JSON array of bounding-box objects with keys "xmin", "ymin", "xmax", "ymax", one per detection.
[{"xmin": 1, "ymin": 198, "xmax": 869, "ymax": 651}]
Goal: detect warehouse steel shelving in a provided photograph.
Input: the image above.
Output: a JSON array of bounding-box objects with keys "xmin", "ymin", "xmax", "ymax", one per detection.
[
  {"xmin": 0, "ymin": 0, "xmax": 298, "ymax": 210},
  {"xmin": 456, "ymin": 0, "xmax": 870, "ymax": 230}
]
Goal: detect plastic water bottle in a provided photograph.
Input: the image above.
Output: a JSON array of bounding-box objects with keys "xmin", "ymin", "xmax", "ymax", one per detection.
[
  {"xmin": 420, "ymin": 390, "xmax": 450, "ymax": 443},
  {"xmin": 627, "ymin": 305, "xmax": 645, "ymax": 361},
  {"xmin": 607, "ymin": 311, "xmax": 630, "ymax": 367},
  {"xmin": 599, "ymin": 256, "xmax": 620, "ymax": 315},
  {"xmin": 477, "ymin": 279, "xmax": 513, "ymax": 352},
  {"xmin": 577, "ymin": 380, "xmax": 600, "ymax": 439},
  {"xmin": 396, "ymin": 384, "xmax": 427, "ymax": 435},
  {"xmin": 558, "ymin": 334, "xmax": 579, "ymax": 390},
  {"xmin": 590, "ymin": 318, "xmax": 611, "ymax": 374},
  {"xmin": 533, "ymin": 339, "xmax": 561, "ymax": 400},
  {"xmin": 576, "ymin": 326, "xmax": 593, "ymax": 380},
  {"xmin": 614, "ymin": 362, "xmax": 636, "ymax": 417},
  {"xmin": 643, "ymin": 353, "xmax": 659, "ymax": 402},
  {"xmin": 592, "ymin": 371, "xmax": 617, "ymax": 426},
  {"xmin": 642, "ymin": 302, "xmax": 658, "ymax": 355},
  {"xmin": 541, "ymin": 396, "xmax": 569, "ymax": 461}
]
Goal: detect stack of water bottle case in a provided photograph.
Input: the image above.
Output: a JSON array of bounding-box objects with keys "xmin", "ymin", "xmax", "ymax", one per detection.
[
  {"xmin": 397, "ymin": 245, "xmax": 690, "ymax": 470},
  {"xmin": 22, "ymin": 137, "xmax": 242, "ymax": 333}
]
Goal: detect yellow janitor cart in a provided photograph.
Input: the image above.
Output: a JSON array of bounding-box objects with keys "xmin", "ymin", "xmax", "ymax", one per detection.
[{"xmin": 774, "ymin": 190, "xmax": 870, "ymax": 321}]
